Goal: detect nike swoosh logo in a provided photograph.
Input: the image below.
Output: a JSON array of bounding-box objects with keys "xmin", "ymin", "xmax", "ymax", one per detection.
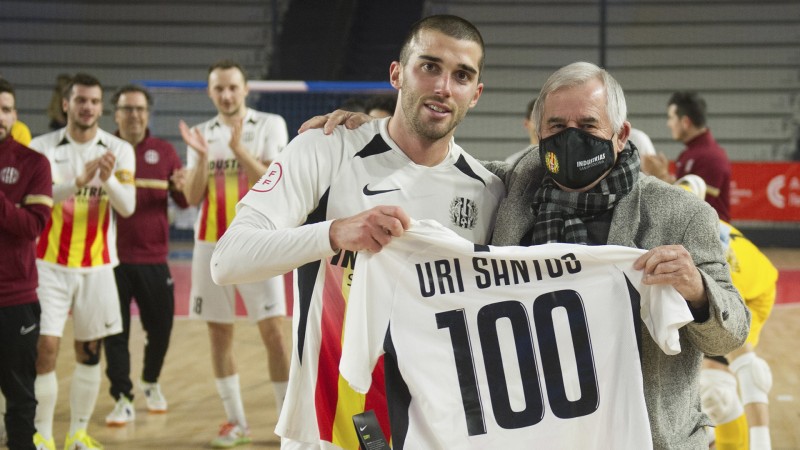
[
  {"xmin": 105, "ymin": 322, "xmax": 115, "ymax": 328},
  {"xmin": 55, "ymin": 158, "xmax": 70, "ymax": 163},
  {"xmin": 363, "ymin": 184, "xmax": 400, "ymax": 196},
  {"xmin": 359, "ymin": 424, "xmax": 368, "ymax": 432},
  {"xmin": 20, "ymin": 324, "xmax": 37, "ymax": 335}
]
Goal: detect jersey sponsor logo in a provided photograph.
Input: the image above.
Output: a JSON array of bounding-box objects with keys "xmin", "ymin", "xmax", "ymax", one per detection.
[
  {"xmin": 0, "ymin": 166, "xmax": 20, "ymax": 184},
  {"xmin": 252, "ymin": 162, "xmax": 283, "ymax": 192},
  {"xmin": 450, "ymin": 197, "xmax": 477, "ymax": 230},
  {"xmin": 208, "ymin": 159, "xmax": 240, "ymax": 172},
  {"xmin": 76, "ymin": 185, "xmax": 108, "ymax": 199},
  {"xmin": 362, "ymin": 184, "xmax": 400, "ymax": 196},
  {"xmin": 144, "ymin": 149, "xmax": 160, "ymax": 165}
]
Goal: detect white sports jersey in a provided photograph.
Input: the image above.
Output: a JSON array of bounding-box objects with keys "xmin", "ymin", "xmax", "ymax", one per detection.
[
  {"xmin": 186, "ymin": 108, "xmax": 287, "ymax": 242},
  {"xmin": 29, "ymin": 128, "xmax": 136, "ymax": 271},
  {"xmin": 231, "ymin": 118, "xmax": 505, "ymax": 448},
  {"xmin": 340, "ymin": 220, "xmax": 694, "ymax": 450}
]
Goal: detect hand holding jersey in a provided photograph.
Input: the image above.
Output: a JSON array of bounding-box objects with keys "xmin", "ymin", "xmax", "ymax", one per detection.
[
  {"xmin": 633, "ymin": 244, "xmax": 708, "ymax": 309},
  {"xmin": 329, "ymin": 206, "xmax": 411, "ymax": 253}
]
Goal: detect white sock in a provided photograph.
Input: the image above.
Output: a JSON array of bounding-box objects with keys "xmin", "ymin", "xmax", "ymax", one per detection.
[
  {"xmin": 215, "ymin": 374, "xmax": 247, "ymax": 428},
  {"xmin": 749, "ymin": 426, "xmax": 771, "ymax": 450},
  {"xmin": 34, "ymin": 372, "xmax": 58, "ymax": 440},
  {"xmin": 69, "ymin": 363, "xmax": 101, "ymax": 434},
  {"xmin": 272, "ymin": 381, "xmax": 288, "ymax": 415}
]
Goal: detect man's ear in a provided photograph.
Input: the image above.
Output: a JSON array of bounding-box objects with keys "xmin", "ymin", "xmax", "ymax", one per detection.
[
  {"xmin": 389, "ymin": 61, "xmax": 402, "ymax": 89},
  {"xmin": 616, "ymin": 121, "xmax": 631, "ymax": 154},
  {"xmin": 680, "ymin": 115, "xmax": 693, "ymax": 130}
]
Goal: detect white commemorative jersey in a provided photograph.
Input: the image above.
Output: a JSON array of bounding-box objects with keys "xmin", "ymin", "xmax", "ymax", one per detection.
[
  {"xmin": 238, "ymin": 118, "xmax": 505, "ymax": 448},
  {"xmin": 340, "ymin": 220, "xmax": 694, "ymax": 450},
  {"xmin": 187, "ymin": 107, "xmax": 288, "ymax": 243}
]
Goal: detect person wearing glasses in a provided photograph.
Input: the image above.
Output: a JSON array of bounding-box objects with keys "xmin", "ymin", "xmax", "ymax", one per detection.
[{"xmin": 102, "ymin": 85, "xmax": 188, "ymax": 427}]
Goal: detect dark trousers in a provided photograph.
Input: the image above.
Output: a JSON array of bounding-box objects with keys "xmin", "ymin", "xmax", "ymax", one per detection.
[
  {"xmin": 104, "ymin": 263, "xmax": 174, "ymax": 400},
  {"xmin": 0, "ymin": 302, "xmax": 40, "ymax": 450}
]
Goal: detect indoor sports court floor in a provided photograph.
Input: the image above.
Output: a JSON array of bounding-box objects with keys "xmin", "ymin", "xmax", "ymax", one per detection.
[{"xmin": 48, "ymin": 249, "xmax": 800, "ymax": 449}]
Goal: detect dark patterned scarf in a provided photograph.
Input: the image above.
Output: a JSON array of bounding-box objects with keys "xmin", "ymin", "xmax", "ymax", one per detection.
[{"xmin": 530, "ymin": 145, "xmax": 640, "ymax": 244}]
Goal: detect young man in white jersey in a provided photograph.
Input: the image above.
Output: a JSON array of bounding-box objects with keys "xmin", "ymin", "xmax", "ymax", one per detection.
[
  {"xmin": 179, "ymin": 59, "xmax": 291, "ymax": 448},
  {"xmin": 210, "ymin": 15, "xmax": 505, "ymax": 450},
  {"xmin": 28, "ymin": 73, "xmax": 136, "ymax": 450}
]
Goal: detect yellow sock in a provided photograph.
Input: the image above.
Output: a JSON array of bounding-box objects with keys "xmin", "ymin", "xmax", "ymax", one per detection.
[{"xmin": 714, "ymin": 413, "xmax": 749, "ymax": 450}]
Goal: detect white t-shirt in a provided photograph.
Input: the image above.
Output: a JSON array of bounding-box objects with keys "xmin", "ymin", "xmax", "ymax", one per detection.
[
  {"xmin": 215, "ymin": 118, "xmax": 505, "ymax": 448},
  {"xmin": 340, "ymin": 220, "xmax": 694, "ymax": 450}
]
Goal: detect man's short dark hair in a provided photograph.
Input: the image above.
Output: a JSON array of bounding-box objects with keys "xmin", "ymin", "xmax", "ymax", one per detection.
[
  {"xmin": 111, "ymin": 84, "xmax": 153, "ymax": 107},
  {"xmin": 208, "ymin": 59, "xmax": 248, "ymax": 80},
  {"xmin": 0, "ymin": 78, "xmax": 15, "ymax": 101},
  {"xmin": 63, "ymin": 73, "xmax": 102, "ymax": 100},
  {"xmin": 398, "ymin": 15, "xmax": 485, "ymax": 80},
  {"xmin": 668, "ymin": 91, "xmax": 707, "ymax": 128}
]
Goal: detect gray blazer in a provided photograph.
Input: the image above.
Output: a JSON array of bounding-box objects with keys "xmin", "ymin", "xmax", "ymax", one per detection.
[{"xmin": 487, "ymin": 149, "xmax": 750, "ymax": 449}]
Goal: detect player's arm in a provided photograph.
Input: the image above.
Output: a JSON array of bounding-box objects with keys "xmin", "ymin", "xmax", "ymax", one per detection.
[
  {"xmin": 211, "ymin": 204, "xmax": 334, "ymax": 284},
  {"xmin": 212, "ymin": 204, "xmax": 410, "ymax": 285},
  {"xmin": 179, "ymin": 120, "xmax": 210, "ymax": 206},
  {"xmin": 100, "ymin": 146, "xmax": 136, "ymax": 218},
  {"xmin": 0, "ymin": 161, "xmax": 53, "ymax": 239}
]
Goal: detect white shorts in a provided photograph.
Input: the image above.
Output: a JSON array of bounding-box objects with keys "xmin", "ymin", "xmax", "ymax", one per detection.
[
  {"xmin": 36, "ymin": 262, "xmax": 123, "ymax": 341},
  {"xmin": 190, "ymin": 241, "xmax": 286, "ymax": 323}
]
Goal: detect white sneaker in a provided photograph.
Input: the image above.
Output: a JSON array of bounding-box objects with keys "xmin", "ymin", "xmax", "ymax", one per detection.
[
  {"xmin": 210, "ymin": 422, "xmax": 252, "ymax": 448},
  {"xmin": 141, "ymin": 381, "xmax": 168, "ymax": 413},
  {"xmin": 105, "ymin": 396, "xmax": 135, "ymax": 426}
]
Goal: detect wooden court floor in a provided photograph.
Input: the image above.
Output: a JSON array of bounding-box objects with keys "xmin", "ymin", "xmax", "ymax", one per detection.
[{"xmin": 47, "ymin": 249, "xmax": 800, "ymax": 449}]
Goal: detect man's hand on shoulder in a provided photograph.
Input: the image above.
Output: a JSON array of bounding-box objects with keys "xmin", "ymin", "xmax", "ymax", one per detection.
[
  {"xmin": 298, "ymin": 109, "xmax": 374, "ymax": 135},
  {"xmin": 329, "ymin": 205, "xmax": 411, "ymax": 253}
]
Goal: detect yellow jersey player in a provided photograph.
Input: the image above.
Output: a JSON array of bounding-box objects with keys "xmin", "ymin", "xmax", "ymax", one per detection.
[{"xmin": 677, "ymin": 174, "xmax": 776, "ymax": 450}]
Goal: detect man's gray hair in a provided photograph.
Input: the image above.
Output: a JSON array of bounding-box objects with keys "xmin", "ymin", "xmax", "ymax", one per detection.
[{"xmin": 533, "ymin": 62, "xmax": 627, "ymax": 136}]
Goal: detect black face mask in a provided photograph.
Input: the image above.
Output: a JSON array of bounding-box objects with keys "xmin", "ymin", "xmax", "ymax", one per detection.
[{"xmin": 539, "ymin": 127, "xmax": 616, "ymax": 190}]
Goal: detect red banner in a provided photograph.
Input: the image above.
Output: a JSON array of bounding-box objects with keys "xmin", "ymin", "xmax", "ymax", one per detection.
[{"xmin": 730, "ymin": 162, "xmax": 800, "ymax": 222}]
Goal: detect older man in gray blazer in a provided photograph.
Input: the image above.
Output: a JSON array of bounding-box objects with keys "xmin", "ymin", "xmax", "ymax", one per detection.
[{"xmin": 489, "ymin": 62, "xmax": 749, "ymax": 449}]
